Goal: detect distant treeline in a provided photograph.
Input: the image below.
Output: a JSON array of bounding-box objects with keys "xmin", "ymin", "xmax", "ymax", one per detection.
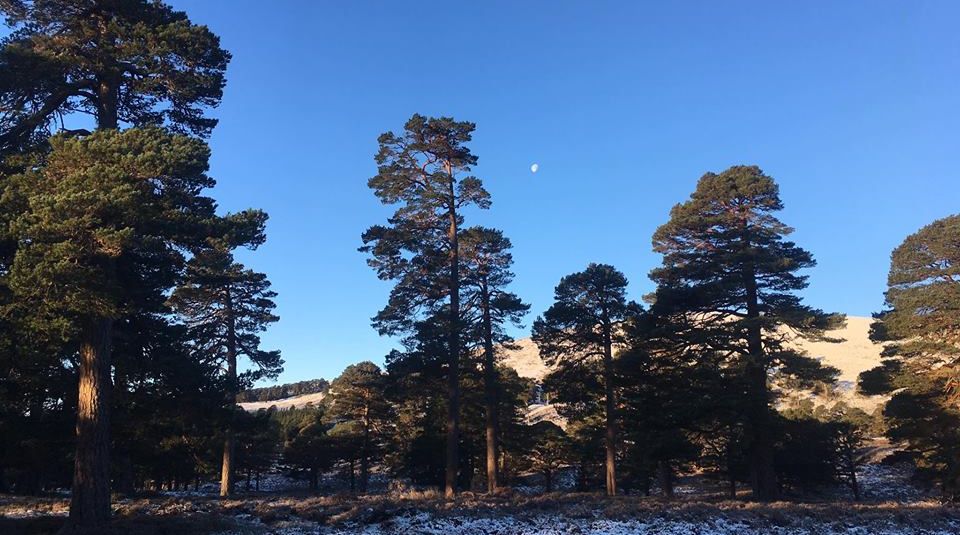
[{"xmin": 237, "ymin": 379, "xmax": 330, "ymax": 403}]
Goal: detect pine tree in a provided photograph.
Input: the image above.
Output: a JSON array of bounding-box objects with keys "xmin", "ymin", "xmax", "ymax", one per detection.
[
  {"xmin": 617, "ymin": 319, "xmax": 701, "ymax": 498},
  {"xmin": 0, "ymin": 2, "xmax": 229, "ymax": 526},
  {"xmin": 859, "ymin": 214, "xmax": 960, "ymax": 498},
  {"xmin": 6, "ymin": 128, "xmax": 219, "ymax": 525},
  {"xmin": 649, "ymin": 165, "xmax": 841, "ymax": 500},
  {"xmin": 325, "ymin": 361, "xmax": 391, "ymax": 493},
  {"xmin": 361, "ymin": 114, "xmax": 490, "ymax": 497},
  {"xmin": 532, "ymin": 263, "xmax": 640, "ymax": 496},
  {"xmin": 169, "ymin": 244, "xmax": 282, "ymax": 497},
  {"xmin": 524, "ymin": 421, "xmax": 571, "ymax": 492},
  {"xmin": 281, "ymin": 408, "xmax": 335, "ymax": 492},
  {"xmin": 460, "ymin": 227, "xmax": 528, "ymax": 493},
  {"xmin": 0, "ymin": 0, "xmax": 229, "ymax": 152}
]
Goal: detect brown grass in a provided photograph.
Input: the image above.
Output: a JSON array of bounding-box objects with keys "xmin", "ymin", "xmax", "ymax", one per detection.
[{"xmin": 1, "ymin": 491, "xmax": 958, "ymax": 533}]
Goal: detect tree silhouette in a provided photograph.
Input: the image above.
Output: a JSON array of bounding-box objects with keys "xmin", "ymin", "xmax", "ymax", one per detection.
[
  {"xmin": 361, "ymin": 114, "xmax": 489, "ymax": 497},
  {"xmin": 649, "ymin": 165, "xmax": 842, "ymax": 500},
  {"xmin": 533, "ymin": 263, "xmax": 640, "ymax": 496},
  {"xmin": 7, "ymin": 128, "xmax": 220, "ymax": 525},
  {"xmin": 325, "ymin": 361, "xmax": 391, "ymax": 493},
  {"xmin": 460, "ymin": 227, "xmax": 528, "ymax": 492},
  {"xmin": 170, "ymin": 244, "xmax": 282, "ymax": 497},
  {"xmin": 859, "ymin": 214, "xmax": 960, "ymax": 498}
]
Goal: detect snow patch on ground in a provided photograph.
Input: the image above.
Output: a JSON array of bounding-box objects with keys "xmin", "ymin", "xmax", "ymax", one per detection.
[{"xmin": 274, "ymin": 511, "xmax": 960, "ymax": 535}]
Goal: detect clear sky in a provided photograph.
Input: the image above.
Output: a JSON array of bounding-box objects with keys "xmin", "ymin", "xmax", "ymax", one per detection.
[{"xmin": 167, "ymin": 0, "xmax": 959, "ymax": 385}]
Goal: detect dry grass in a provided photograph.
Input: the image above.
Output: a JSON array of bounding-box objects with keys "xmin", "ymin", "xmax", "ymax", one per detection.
[{"xmin": 1, "ymin": 491, "xmax": 958, "ymax": 533}]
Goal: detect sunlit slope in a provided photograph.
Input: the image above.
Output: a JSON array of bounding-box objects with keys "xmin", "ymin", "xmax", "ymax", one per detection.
[
  {"xmin": 501, "ymin": 315, "xmax": 885, "ymax": 411},
  {"xmin": 240, "ymin": 316, "xmax": 884, "ymax": 413}
]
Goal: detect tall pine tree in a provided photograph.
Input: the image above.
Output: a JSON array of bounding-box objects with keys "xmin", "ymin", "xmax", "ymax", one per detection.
[
  {"xmin": 859, "ymin": 214, "xmax": 960, "ymax": 498},
  {"xmin": 0, "ymin": 1, "xmax": 228, "ymax": 526},
  {"xmin": 361, "ymin": 114, "xmax": 490, "ymax": 497},
  {"xmin": 532, "ymin": 263, "xmax": 640, "ymax": 496},
  {"xmin": 649, "ymin": 165, "xmax": 841, "ymax": 500},
  {"xmin": 169, "ymin": 242, "xmax": 282, "ymax": 497},
  {"xmin": 7, "ymin": 128, "xmax": 220, "ymax": 525},
  {"xmin": 460, "ymin": 227, "xmax": 528, "ymax": 493}
]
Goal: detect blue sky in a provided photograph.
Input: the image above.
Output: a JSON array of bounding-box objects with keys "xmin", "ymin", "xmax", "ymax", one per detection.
[{"xmin": 167, "ymin": 0, "xmax": 959, "ymax": 384}]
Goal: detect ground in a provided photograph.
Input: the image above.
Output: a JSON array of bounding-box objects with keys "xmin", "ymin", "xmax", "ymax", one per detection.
[
  {"xmin": 2, "ymin": 492, "xmax": 959, "ymax": 535},
  {"xmin": 2, "ymin": 462, "xmax": 958, "ymax": 535}
]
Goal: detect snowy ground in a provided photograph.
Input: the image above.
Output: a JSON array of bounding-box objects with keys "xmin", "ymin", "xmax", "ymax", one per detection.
[{"xmin": 0, "ymin": 461, "xmax": 950, "ymax": 534}]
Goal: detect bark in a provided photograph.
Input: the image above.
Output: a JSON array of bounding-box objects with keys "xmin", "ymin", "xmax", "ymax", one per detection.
[
  {"xmin": 444, "ymin": 163, "xmax": 461, "ymax": 499},
  {"xmin": 658, "ymin": 461, "xmax": 674, "ymax": 499},
  {"xmin": 360, "ymin": 411, "xmax": 370, "ymax": 493},
  {"xmin": 744, "ymin": 260, "xmax": 779, "ymax": 501},
  {"xmin": 220, "ymin": 431, "xmax": 235, "ymax": 497},
  {"xmin": 602, "ymin": 320, "xmax": 617, "ymax": 496},
  {"xmin": 113, "ymin": 345, "xmax": 135, "ymax": 498},
  {"xmin": 220, "ymin": 288, "xmax": 238, "ymax": 497},
  {"xmin": 349, "ymin": 459, "xmax": 356, "ymax": 492},
  {"xmin": 66, "ymin": 318, "xmax": 114, "ymax": 530},
  {"xmin": 481, "ymin": 281, "xmax": 499, "ymax": 493}
]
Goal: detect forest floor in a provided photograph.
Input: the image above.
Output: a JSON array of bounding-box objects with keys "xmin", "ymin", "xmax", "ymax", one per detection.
[
  {"xmin": 2, "ymin": 490, "xmax": 960, "ymax": 534},
  {"xmin": 1, "ymin": 462, "xmax": 955, "ymax": 535}
]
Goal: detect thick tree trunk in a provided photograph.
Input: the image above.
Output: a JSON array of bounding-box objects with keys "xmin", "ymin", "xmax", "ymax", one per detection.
[
  {"xmin": 744, "ymin": 262, "xmax": 779, "ymax": 501},
  {"xmin": 220, "ymin": 289, "xmax": 238, "ymax": 497},
  {"xmin": 481, "ymin": 282, "xmax": 499, "ymax": 493},
  {"xmin": 116, "ymin": 456, "xmax": 135, "ymax": 498},
  {"xmin": 66, "ymin": 318, "xmax": 114, "ymax": 530},
  {"xmin": 444, "ymin": 166, "xmax": 461, "ymax": 499},
  {"xmin": 63, "ymin": 72, "xmax": 120, "ymax": 533},
  {"xmin": 96, "ymin": 77, "xmax": 119, "ymax": 131},
  {"xmin": 221, "ymin": 430, "xmax": 235, "ymax": 497},
  {"xmin": 602, "ymin": 325, "xmax": 617, "ymax": 496}
]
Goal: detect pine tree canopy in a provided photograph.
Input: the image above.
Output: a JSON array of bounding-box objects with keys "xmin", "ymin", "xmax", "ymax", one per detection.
[
  {"xmin": 0, "ymin": 0, "xmax": 230, "ymax": 150},
  {"xmin": 7, "ymin": 127, "xmax": 216, "ymax": 326},
  {"xmin": 649, "ymin": 165, "xmax": 842, "ymax": 383},
  {"xmin": 169, "ymin": 246, "xmax": 282, "ymax": 390}
]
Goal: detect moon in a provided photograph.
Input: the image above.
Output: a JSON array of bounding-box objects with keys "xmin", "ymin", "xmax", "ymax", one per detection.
[{"xmin": 530, "ymin": 163, "xmax": 539, "ymax": 174}]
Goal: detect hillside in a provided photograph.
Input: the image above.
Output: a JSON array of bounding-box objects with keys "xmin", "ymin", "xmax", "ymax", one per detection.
[{"xmin": 240, "ymin": 316, "xmax": 886, "ymax": 414}]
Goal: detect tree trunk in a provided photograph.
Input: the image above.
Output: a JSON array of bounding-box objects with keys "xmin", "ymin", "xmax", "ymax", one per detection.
[
  {"xmin": 62, "ymin": 70, "xmax": 120, "ymax": 533},
  {"xmin": 349, "ymin": 459, "xmax": 356, "ymax": 492},
  {"xmin": 744, "ymin": 261, "xmax": 779, "ymax": 501},
  {"xmin": 113, "ymin": 344, "xmax": 135, "ymax": 498},
  {"xmin": 220, "ymin": 289, "xmax": 238, "ymax": 497},
  {"xmin": 66, "ymin": 318, "xmax": 114, "ymax": 530},
  {"xmin": 221, "ymin": 430, "xmax": 235, "ymax": 497},
  {"xmin": 360, "ymin": 412, "xmax": 370, "ymax": 493},
  {"xmin": 848, "ymin": 463, "xmax": 860, "ymax": 501},
  {"xmin": 658, "ymin": 461, "xmax": 674, "ymax": 499},
  {"xmin": 602, "ymin": 324, "xmax": 617, "ymax": 496},
  {"xmin": 116, "ymin": 456, "xmax": 135, "ymax": 498},
  {"xmin": 481, "ymin": 282, "xmax": 499, "ymax": 493},
  {"xmin": 444, "ymin": 164, "xmax": 461, "ymax": 499},
  {"xmin": 96, "ymin": 76, "xmax": 119, "ymax": 131}
]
